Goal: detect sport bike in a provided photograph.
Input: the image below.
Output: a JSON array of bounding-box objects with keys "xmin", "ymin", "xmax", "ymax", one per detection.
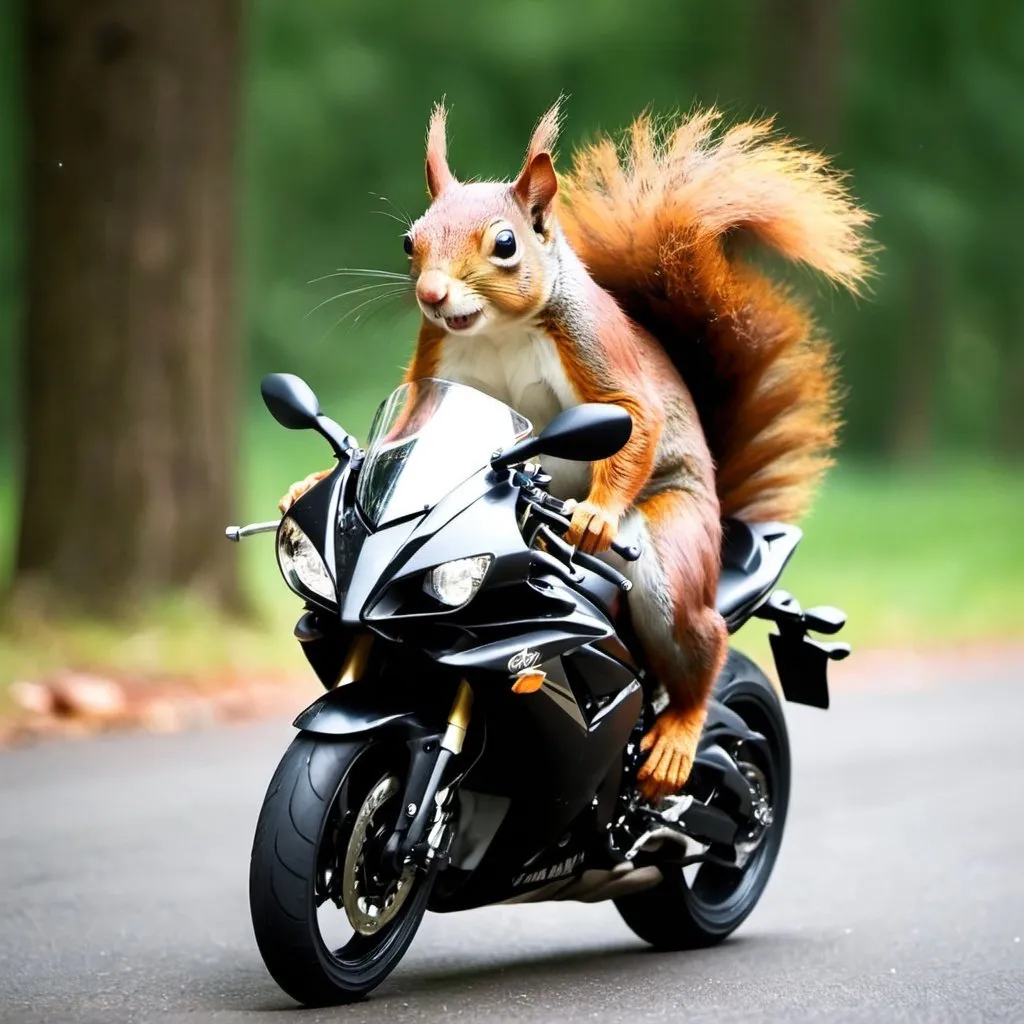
[{"xmin": 228, "ymin": 373, "xmax": 850, "ymax": 1006}]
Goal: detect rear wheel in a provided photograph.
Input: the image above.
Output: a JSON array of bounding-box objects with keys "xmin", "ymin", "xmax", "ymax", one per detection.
[
  {"xmin": 249, "ymin": 735, "xmax": 437, "ymax": 1006},
  {"xmin": 615, "ymin": 652, "xmax": 790, "ymax": 949}
]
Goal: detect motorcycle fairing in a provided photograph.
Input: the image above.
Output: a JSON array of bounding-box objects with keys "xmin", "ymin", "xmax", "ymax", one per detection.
[
  {"xmin": 428, "ymin": 667, "xmax": 643, "ymax": 912},
  {"xmin": 294, "ymin": 684, "xmax": 424, "ymax": 736}
]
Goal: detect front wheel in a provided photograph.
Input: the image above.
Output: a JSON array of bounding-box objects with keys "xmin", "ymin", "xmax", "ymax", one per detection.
[
  {"xmin": 615, "ymin": 651, "xmax": 791, "ymax": 949},
  {"xmin": 249, "ymin": 735, "xmax": 437, "ymax": 1006}
]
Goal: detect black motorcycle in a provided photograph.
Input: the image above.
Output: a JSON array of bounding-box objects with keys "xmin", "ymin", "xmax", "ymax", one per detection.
[{"xmin": 228, "ymin": 373, "xmax": 850, "ymax": 1007}]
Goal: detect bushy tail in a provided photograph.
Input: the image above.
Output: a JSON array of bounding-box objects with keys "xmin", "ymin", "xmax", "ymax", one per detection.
[{"xmin": 558, "ymin": 110, "xmax": 873, "ymax": 522}]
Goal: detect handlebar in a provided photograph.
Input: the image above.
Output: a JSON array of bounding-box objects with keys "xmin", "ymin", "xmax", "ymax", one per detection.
[
  {"xmin": 225, "ymin": 483, "xmax": 644, "ymax": 603},
  {"xmin": 522, "ymin": 489, "xmax": 643, "ymax": 562},
  {"xmin": 521, "ymin": 490, "xmax": 642, "ymax": 594},
  {"xmin": 225, "ymin": 520, "xmax": 279, "ymax": 542},
  {"xmin": 610, "ymin": 537, "xmax": 643, "ymax": 562}
]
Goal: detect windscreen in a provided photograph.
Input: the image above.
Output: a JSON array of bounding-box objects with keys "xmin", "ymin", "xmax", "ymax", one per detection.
[{"xmin": 356, "ymin": 379, "xmax": 531, "ymax": 527}]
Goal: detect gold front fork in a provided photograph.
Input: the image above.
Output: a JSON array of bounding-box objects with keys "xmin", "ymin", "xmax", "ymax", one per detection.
[
  {"xmin": 441, "ymin": 680, "xmax": 474, "ymax": 755},
  {"xmin": 335, "ymin": 638, "xmax": 472, "ymax": 756},
  {"xmin": 334, "ymin": 634, "xmax": 374, "ymax": 688}
]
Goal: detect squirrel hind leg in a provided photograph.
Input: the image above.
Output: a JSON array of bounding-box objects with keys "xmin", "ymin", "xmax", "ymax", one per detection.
[
  {"xmin": 634, "ymin": 603, "xmax": 727, "ymax": 801},
  {"xmin": 623, "ymin": 494, "xmax": 728, "ymax": 799},
  {"xmin": 637, "ymin": 704, "xmax": 709, "ymax": 801}
]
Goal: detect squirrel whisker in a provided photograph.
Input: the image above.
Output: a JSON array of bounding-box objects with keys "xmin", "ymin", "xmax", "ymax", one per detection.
[
  {"xmin": 317, "ymin": 288, "xmax": 409, "ymax": 344},
  {"xmin": 304, "ymin": 281, "xmax": 410, "ymax": 320},
  {"xmin": 373, "ymin": 209, "xmax": 412, "ymax": 228},
  {"xmin": 352, "ymin": 292, "xmax": 416, "ymax": 330},
  {"xmin": 369, "ymin": 192, "xmax": 414, "ymax": 228},
  {"xmin": 308, "ymin": 268, "xmax": 410, "ymax": 285}
]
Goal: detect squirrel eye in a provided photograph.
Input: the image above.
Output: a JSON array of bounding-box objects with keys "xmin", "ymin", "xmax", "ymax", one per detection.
[
  {"xmin": 492, "ymin": 229, "xmax": 517, "ymax": 261},
  {"xmin": 403, "ymin": 233, "xmax": 413, "ymax": 256}
]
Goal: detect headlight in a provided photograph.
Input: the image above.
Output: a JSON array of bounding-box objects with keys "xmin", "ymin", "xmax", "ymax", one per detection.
[
  {"xmin": 277, "ymin": 517, "xmax": 337, "ymax": 605},
  {"xmin": 425, "ymin": 555, "xmax": 492, "ymax": 608}
]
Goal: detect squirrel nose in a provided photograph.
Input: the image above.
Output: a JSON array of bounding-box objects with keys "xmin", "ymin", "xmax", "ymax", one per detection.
[{"xmin": 416, "ymin": 271, "xmax": 449, "ymax": 307}]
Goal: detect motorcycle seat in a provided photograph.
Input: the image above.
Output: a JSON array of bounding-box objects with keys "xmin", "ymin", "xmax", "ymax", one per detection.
[{"xmin": 716, "ymin": 519, "xmax": 802, "ymax": 631}]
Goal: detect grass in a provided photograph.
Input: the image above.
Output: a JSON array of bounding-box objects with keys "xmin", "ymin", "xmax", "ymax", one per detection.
[
  {"xmin": 731, "ymin": 460, "xmax": 1024, "ymax": 669},
  {"xmin": 1, "ymin": 409, "xmax": 1022, "ymax": 715},
  {"xmin": 742, "ymin": 460, "xmax": 1024, "ymax": 643}
]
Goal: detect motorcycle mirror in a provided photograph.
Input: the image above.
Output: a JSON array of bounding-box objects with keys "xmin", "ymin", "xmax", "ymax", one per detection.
[
  {"xmin": 260, "ymin": 373, "xmax": 355, "ymax": 457},
  {"xmin": 261, "ymin": 373, "xmax": 322, "ymax": 430},
  {"xmin": 491, "ymin": 403, "xmax": 633, "ymax": 469}
]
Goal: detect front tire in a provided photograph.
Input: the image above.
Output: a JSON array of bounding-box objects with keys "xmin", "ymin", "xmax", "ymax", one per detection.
[
  {"xmin": 615, "ymin": 650, "xmax": 791, "ymax": 950},
  {"xmin": 249, "ymin": 735, "xmax": 435, "ymax": 1006}
]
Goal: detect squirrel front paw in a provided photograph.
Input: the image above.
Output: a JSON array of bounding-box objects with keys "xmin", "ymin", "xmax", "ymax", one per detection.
[
  {"xmin": 278, "ymin": 468, "xmax": 332, "ymax": 513},
  {"xmin": 636, "ymin": 706, "xmax": 707, "ymax": 802},
  {"xmin": 563, "ymin": 500, "xmax": 619, "ymax": 554}
]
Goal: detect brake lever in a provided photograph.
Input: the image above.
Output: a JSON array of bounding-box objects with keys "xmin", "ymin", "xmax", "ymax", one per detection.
[
  {"xmin": 573, "ymin": 550, "xmax": 633, "ymax": 593},
  {"xmin": 531, "ymin": 526, "xmax": 584, "ymax": 582},
  {"xmin": 531, "ymin": 518, "xmax": 633, "ymax": 593},
  {"xmin": 526, "ymin": 492, "xmax": 643, "ymax": 563}
]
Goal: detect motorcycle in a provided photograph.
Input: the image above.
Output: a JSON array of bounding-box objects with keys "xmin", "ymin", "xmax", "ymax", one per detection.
[{"xmin": 228, "ymin": 373, "xmax": 850, "ymax": 1006}]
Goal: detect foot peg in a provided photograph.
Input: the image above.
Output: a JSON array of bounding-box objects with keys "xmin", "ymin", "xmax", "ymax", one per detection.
[{"xmin": 758, "ymin": 590, "xmax": 848, "ymax": 709}]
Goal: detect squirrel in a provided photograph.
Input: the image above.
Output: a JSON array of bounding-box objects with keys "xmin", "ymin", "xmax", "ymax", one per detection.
[{"xmin": 282, "ymin": 102, "xmax": 871, "ymax": 800}]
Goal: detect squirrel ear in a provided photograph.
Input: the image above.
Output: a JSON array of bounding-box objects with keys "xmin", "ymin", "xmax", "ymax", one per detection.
[
  {"xmin": 425, "ymin": 101, "xmax": 455, "ymax": 199},
  {"xmin": 514, "ymin": 152, "xmax": 559, "ymax": 230},
  {"xmin": 514, "ymin": 102, "xmax": 562, "ymax": 229}
]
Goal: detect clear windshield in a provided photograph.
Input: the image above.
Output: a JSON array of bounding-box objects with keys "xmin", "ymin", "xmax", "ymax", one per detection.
[{"xmin": 356, "ymin": 379, "xmax": 531, "ymax": 526}]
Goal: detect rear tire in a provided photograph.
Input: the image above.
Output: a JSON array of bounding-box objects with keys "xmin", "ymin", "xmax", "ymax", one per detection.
[
  {"xmin": 249, "ymin": 735, "xmax": 435, "ymax": 1006},
  {"xmin": 615, "ymin": 651, "xmax": 791, "ymax": 950}
]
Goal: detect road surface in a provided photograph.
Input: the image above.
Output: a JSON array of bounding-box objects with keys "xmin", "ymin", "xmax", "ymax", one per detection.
[{"xmin": 1, "ymin": 655, "xmax": 1022, "ymax": 1023}]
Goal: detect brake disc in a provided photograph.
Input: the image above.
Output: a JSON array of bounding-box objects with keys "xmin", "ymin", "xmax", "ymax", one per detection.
[{"xmin": 342, "ymin": 774, "xmax": 417, "ymax": 935}]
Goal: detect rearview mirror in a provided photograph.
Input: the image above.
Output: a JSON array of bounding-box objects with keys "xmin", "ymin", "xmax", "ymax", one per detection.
[
  {"xmin": 491, "ymin": 404, "xmax": 633, "ymax": 470},
  {"xmin": 260, "ymin": 373, "xmax": 355, "ymax": 457},
  {"xmin": 261, "ymin": 373, "xmax": 322, "ymax": 430}
]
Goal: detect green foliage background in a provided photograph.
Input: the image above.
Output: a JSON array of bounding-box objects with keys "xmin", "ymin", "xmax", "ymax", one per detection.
[
  {"xmin": 3, "ymin": 1, "xmax": 1023, "ymax": 456},
  {"xmin": 239, "ymin": 0, "xmax": 1024, "ymax": 456},
  {"xmin": 0, "ymin": 0, "xmax": 1022, "ymax": 680}
]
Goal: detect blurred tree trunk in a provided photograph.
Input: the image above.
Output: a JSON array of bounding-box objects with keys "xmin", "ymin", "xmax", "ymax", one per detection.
[
  {"xmin": 16, "ymin": 1, "xmax": 243, "ymax": 614},
  {"xmin": 756, "ymin": 0, "xmax": 844, "ymax": 145}
]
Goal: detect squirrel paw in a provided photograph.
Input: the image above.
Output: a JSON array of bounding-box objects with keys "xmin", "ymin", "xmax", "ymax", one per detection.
[
  {"xmin": 563, "ymin": 500, "xmax": 618, "ymax": 554},
  {"xmin": 636, "ymin": 706, "xmax": 707, "ymax": 802},
  {"xmin": 278, "ymin": 468, "xmax": 332, "ymax": 513}
]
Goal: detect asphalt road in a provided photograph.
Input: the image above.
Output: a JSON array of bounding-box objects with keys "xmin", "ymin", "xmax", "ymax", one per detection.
[{"xmin": 2, "ymin": 655, "xmax": 1023, "ymax": 1024}]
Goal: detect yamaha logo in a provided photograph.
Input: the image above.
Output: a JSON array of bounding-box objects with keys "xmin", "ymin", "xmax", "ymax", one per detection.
[
  {"xmin": 507, "ymin": 648, "xmax": 541, "ymax": 673},
  {"xmin": 512, "ymin": 851, "xmax": 585, "ymax": 888}
]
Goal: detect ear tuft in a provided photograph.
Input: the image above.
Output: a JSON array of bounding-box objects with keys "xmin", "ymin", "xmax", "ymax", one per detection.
[
  {"xmin": 426, "ymin": 101, "xmax": 455, "ymax": 199},
  {"xmin": 524, "ymin": 99, "xmax": 563, "ymax": 166},
  {"xmin": 514, "ymin": 100, "xmax": 564, "ymax": 230}
]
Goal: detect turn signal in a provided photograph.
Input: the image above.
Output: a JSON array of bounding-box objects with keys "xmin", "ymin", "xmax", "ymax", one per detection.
[{"xmin": 511, "ymin": 670, "xmax": 546, "ymax": 694}]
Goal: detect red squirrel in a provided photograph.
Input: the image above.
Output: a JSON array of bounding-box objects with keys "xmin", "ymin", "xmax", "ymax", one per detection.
[{"xmin": 283, "ymin": 103, "xmax": 871, "ymax": 800}]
